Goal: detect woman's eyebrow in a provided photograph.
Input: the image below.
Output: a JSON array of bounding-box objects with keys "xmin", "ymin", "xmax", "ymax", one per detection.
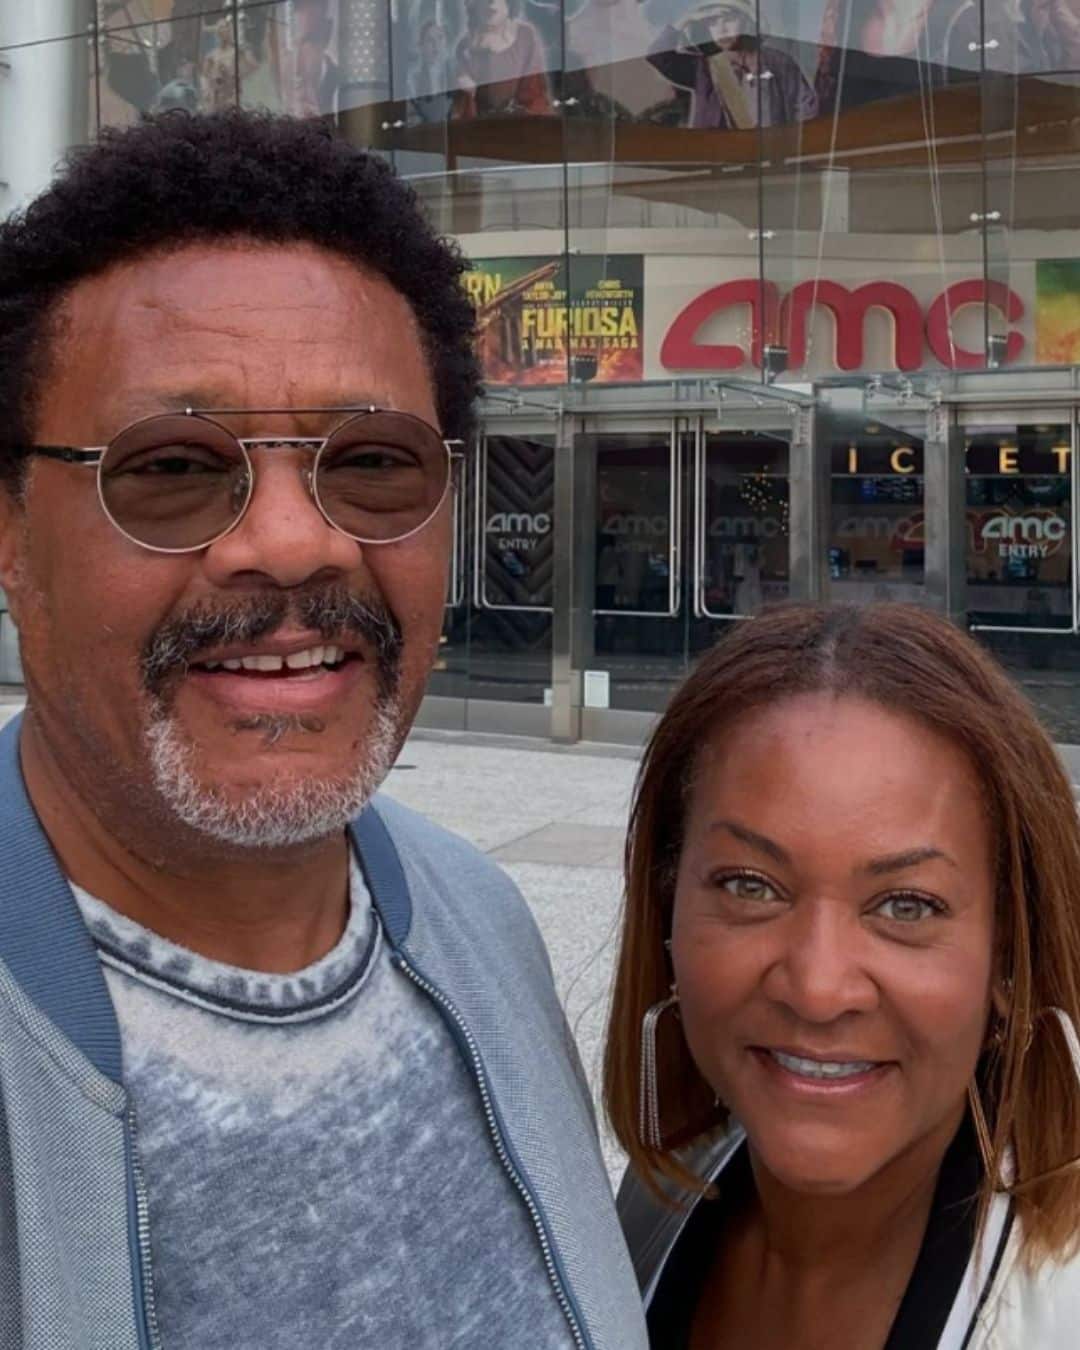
[
  {"xmin": 706, "ymin": 820, "xmax": 791, "ymax": 865},
  {"xmin": 704, "ymin": 826, "xmax": 958, "ymax": 877},
  {"xmin": 862, "ymin": 846, "xmax": 957, "ymax": 876}
]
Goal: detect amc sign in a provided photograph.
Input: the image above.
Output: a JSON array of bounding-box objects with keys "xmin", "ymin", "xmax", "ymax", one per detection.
[
  {"xmin": 660, "ymin": 278, "xmax": 1025, "ymax": 374},
  {"xmin": 892, "ymin": 509, "xmax": 1068, "ymax": 561}
]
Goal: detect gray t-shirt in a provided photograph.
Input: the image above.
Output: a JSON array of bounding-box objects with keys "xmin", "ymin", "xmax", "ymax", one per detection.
[{"xmin": 71, "ymin": 857, "xmax": 574, "ymax": 1349}]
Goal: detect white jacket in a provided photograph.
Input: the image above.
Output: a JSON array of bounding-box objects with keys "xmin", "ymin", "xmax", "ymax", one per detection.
[{"xmin": 966, "ymin": 1196, "xmax": 1080, "ymax": 1349}]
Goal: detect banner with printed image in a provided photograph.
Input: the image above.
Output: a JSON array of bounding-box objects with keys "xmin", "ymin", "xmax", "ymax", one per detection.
[
  {"xmin": 464, "ymin": 254, "xmax": 644, "ymax": 386},
  {"xmin": 96, "ymin": 3, "xmax": 342, "ymax": 124},
  {"xmin": 239, "ymin": 1, "xmax": 343, "ymax": 116},
  {"xmin": 1036, "ymin": 259, "xmax": 1080, "ymax": 367}
]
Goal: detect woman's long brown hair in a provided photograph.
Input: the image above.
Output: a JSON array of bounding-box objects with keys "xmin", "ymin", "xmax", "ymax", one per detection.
[{"xmin": 603, "ymin": 602, "xmax": 1080, "ymax": 1266}]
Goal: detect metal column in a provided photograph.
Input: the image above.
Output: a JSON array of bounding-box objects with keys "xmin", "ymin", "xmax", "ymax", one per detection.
[
  {"xmin": 0, "ymin": 4, "xmax": 91, "ymax": 213},
  {"xmin": 550, "ymin": 413, "xmax": 579, "ymax": 741},
  {"xmin": 787, "ymin": 398, "xmax": 829, "ymax": 602},
  {"xmin": 923, "ymin": 402, "xmax": 966, "ymax": 625}
]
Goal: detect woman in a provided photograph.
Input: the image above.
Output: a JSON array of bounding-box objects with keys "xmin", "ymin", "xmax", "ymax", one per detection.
[
  {"xmin": 453, "ymin": 0, "xmax": 553, "ymax": 118},
  {"xmin": 814, "ymin": 0, "xmax": 1049, "ymax": 113},
  {"xmin": 606, "ymin": 602, "xmax": 1080, "ymax": 1348}
]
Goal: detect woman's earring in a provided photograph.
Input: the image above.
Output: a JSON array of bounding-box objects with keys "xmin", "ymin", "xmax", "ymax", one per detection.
[
  {"xmin": 1048, "ymin": 1007, "xmax": 1080, "ymax": 1088},
  {"xmin": 639, "ymin": 984, "xmax": 679, "ymax": 1152},
  {"xmin": 969, "ymin": 1005, "xmax": 1080, "ymax": 1192}
]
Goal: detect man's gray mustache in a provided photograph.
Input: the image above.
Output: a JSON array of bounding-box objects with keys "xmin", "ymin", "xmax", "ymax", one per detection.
[{"xmin": 141, "ymin": 586, "xmax": 403, "ymax": 702}]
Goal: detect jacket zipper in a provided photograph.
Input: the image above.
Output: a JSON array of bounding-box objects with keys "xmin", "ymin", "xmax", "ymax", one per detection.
[
  {"xmin": 392, "ymin": 952, "xmax": 590, "ymax": 1350},
  {"xmin": 127, "ymin": 1104, "xmax": 164, "ymax": 1350}
]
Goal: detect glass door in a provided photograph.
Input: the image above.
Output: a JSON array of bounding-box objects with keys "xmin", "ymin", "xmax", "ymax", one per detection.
[
  {"xmin": 964, "ymin": 419, "xmax": 1075, "ymax": 633},
  {"xmin": 822, "ymin": 406, "xmax": 926, "ymax": 605},
  {"xmin": 466, "ymin": 429, "xmax": 555, "ymax": 707},
  {"xmin": 962, "ymin": 409, "xmax": 1079, "ymax": 745},
  {"xmin": 477, "ymin": 434, "xmax": 555, "ymax": 615},
  {"xmin": 579, "ymin": 421, "xmax": 684, "ymax": 713},
  {"xmin": 693, "ymin": 428, "xmax": 791, "ymax": 624}
]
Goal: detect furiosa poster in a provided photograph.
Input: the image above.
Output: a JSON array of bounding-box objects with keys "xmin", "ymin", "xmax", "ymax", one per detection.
[{"xmin": 463, "ymin": 254, "xmax": 645, "ymax": 386}]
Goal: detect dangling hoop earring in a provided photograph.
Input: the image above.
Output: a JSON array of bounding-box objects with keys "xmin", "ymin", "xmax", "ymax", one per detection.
[
  {"xmin": 970, "ymin": 1005, "xmax": 1080, "ymax": 1192},
  {"xmin": 639, "ymin": 985, "xmax": 679, "ymax": 1151}
]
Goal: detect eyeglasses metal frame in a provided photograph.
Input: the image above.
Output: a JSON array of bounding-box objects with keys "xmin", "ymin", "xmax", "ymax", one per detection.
[{"xmin": 20, "ymin": 405, "xmax": 462, "ymax": 555}]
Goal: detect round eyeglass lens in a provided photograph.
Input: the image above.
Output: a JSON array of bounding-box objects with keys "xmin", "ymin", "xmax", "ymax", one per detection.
[
  {"xmin": 314, "ymin": 411, "xmax": 450, "ymax": 543},
  {"xmin": 98, "ymin": 415, "xmax": 251, "ymax": 552}
]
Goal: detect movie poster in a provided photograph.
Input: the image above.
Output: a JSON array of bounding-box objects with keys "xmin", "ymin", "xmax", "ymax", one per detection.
[
  {"xmin": 96, "ymin": 2, "xmax": 342, "ymax": 126},
  {"xmin": 1036, "ymin": 259, "xmax": 1080, "ymax": 367},
  {"xmin": 392, "ymin": 0, "xmax": 1068, "ymax": 132},
  {"xmin": 565, "ymin": 0, "xmax": 818, "ymax": 127},
  {"xmin": 464, "ymin": 255, "xmax": 644, "ymax": 386},
  {"xmin": 392, "ymin": 0, "xmax": 814, "ymax": 128},
  {"xmin": 393, "ymin": 0, "xmax": 557, "ymax": 125},
  {"xmin": 239, "ymin": 1, "xmax": 343, "ymax": 117}
]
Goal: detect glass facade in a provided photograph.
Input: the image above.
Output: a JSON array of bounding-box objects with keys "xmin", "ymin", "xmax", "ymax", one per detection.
[{"xmin": 3, "ymin": 1, "xmax": 1080, "ymax": 738}]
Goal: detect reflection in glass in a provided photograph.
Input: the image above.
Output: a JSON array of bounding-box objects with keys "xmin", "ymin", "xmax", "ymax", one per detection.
[
  {"xmin": 464, "ymin": 431, "xmax": 554, "ymax": 705},
  {"xmin": 595, "ymin": 435, "xmax": 675, "ymax": 616},
  {"xmin": 646, "ymin": 0, "xmax": 817, "ymax": 131},
  {"xmin": 238, "ymin": 2, "xmax": 344, "ymax": 117},
  {"xmin": 966, "ymin": 424, "xmax": 1073, "ymax": 629},
  {"xmin": 98, "ymin": 8, "xmax": 237, "ymax": 126},
  {"xmin": 582, "ymin": 429, "xmax": 685, "ymax": 715},
  {"xmin": 826, "ymin": 416, "xmax": 926, "ymax": 602},
  {"xmin": 451, "ymin": 0, "xmax": 555, "ymax": 118},
  {"xmin": 404, "ymin": 17, "xmax": 456, "ymax": 124},
  {"xmin": 699, "ymin": 432, "xmax": 789, "ymax": 617},
  {"xmin": 982, "ymin": 0, "xmax": 1080, "ymax": 75},
  {"xmin": 814, "ymin": 0, "xmax": 981, "ymax": 116}
]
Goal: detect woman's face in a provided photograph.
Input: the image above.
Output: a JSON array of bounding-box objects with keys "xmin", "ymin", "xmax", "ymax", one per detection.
[
  {"xmin": 470, "ymin": 0, "xmax": 510, "ymax": 26},
  {"xmin": 706, "ymin": 9, "xmax": 748, "ymax": 44},
  {"xmin": 671, "ymin": 692, "xmax": 996, "ymax": 1195}
]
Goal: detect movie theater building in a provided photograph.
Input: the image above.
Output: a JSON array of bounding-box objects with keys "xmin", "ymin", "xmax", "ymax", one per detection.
[{"xmin": 3, "ymin": 2, "xmax": 1080, "ymax": 746}]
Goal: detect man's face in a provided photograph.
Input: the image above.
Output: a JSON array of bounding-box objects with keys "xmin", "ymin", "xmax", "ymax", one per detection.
[{"xmin": 2, "ymin": 242, "xmax": 451, "ymax": 851}]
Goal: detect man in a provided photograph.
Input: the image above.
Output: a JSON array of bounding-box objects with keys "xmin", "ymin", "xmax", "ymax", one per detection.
[{"xmin": 0, "ymin": 113, "xmax": 645, "ymax": 1350}]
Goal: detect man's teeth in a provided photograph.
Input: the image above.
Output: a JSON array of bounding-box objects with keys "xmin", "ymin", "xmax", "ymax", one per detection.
[
  {"xmin": 199, "ymin": 645, "xmax": 344, "ymax": 672},
  {"xmin": 770, "ymin": 1051, "xmax": 877, "ymax": 1080}
]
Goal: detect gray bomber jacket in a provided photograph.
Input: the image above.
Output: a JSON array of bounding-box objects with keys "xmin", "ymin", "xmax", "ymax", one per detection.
[{"xmin": 0, "ymin": 714, "xmax": 647, "ymax": 1350}]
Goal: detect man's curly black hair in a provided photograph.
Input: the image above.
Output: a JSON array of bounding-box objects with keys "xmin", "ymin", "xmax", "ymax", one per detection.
[{"xmin": 0, "ymin": 110, "xmax": 480, "ymax": 493}]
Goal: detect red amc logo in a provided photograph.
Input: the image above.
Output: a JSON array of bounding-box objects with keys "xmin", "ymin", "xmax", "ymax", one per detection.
[{"xmin": 660, "ymin": 278, "xmax": 1025, "ymax": 373}]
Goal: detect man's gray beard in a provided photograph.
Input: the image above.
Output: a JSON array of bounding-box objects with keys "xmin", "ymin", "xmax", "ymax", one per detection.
[{"xmin": 144, "ymin": 698, "xmax": 403, "ymax": 849}]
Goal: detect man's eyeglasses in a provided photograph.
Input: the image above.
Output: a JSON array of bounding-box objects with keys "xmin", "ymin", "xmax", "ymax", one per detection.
[{"xmin": 19, "ymin": 407, "xmax": 458, "ymax": 554}]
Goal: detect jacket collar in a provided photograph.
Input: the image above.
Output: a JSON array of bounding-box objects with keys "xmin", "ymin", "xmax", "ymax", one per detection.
[
  {"xmin": 348, "ymin": 806, "xmax": 412, "ymax": 947},
  {"xmin": 0, "ymin": 711, "xmax": 406, "ymax": 1084},
  {"xmin": 0, "ymin": 713, "xmax": 125, "ymax": 1083}
]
